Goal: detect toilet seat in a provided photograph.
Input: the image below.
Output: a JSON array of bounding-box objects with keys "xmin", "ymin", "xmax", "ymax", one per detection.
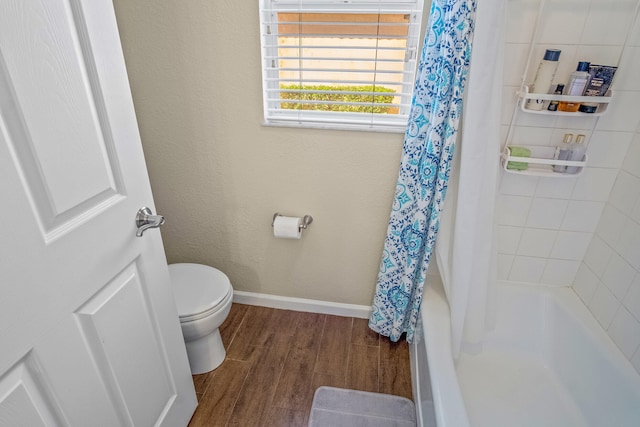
[{"xmin": 168, "ymin": 263, "xmax": 232, "ymax": 322}]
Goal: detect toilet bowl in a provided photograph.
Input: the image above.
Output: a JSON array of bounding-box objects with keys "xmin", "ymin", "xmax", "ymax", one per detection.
[{"xmin": 168, "ymin": 263, "xmax": 233, "ymax": 374}]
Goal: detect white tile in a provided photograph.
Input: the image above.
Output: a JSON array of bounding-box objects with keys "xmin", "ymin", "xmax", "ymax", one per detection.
[
  {"xmin": 561, "ymin": 200, "xmax": 605, "ymax": 232},
  {"xmin": 509, "ymin": 256, "xmax": 547, "ymax": 283},
  {"xmin": 596, "ymin": 91, "xmax": 640, "ymax": 133},
  {"xmin": 511, "ymin": 126, "xmax": 555, "ymax": 147},
  {"xmin": 500, "ymin": 171, "xmax": 538, "ymax": 196},
  {"xmin": 497, "ymin": 225, "xmax": 523, "ymax": 255},
  {"xmin": 596, "ymin": 204, "xmax": 627, "ymax": 246},
  {"xmin": 571, "ymin": 167, "xmax": 618, "ymax": 202},
  {"xmin": 550, "ymin": 231, "xmax": 592, "ymax": 260},
  {"xmin": 575, "ymin": 45, "xmax": 623, "ymax": 68},
  {"xmin": 573, "ymin": 263, "xmax": 601, "ymax": 304},
  {"xmin": 625, "ymin": 265, "xmax": 640, "ymax": 302},
  {"xmin": 615, "ymin": 47, "xmax": 640, "ymax": 91},
  {"xmin": 624, "ymin": 274, "xmax": 640, "ymax": 322},
  {"xmin": 588, "ymin": 283, "xmax": 622, "ymax": 329},
  {"xmin": 497, "ymin": 254, "xmax": 515, "ymax": 281},
  {"xmin": 631, "ymin": 347, "xmax": 640, "ymax": 375},
  {"xmin": 586, "ymin": 131, "xmax": 633, "ymax": 169},
  {"xmin": 554, "ymin": 115, "xmax": 598, "ymax": 131},
  {"xmin": 501, "ymin": 125, "xmax": 510, "ymax": 146},
  {"xmin": 630, "ymin": 7, "xmax": 640, "ymax": 47},
  {"xmin": 506, "ymin": 0, "xmax": 539, "ymax": 43},
  {"xmin": 535, "ymin": 176, "xmax": 577, "ymax": 199},
  {"xmin": 602, "ymin": 252, "xmax": 637, "ymax": 300},
  {"xmin": 610, "ymin": 171, "xmax": 640, "ymax": 215},
  {"xmin": 633, "ymin": 199, "xmax": 640, "ymax": 225},
  {"xmin": 617, "ymin": 219, "xmax": 640, "ymax": 270},
  {"xmin": 542, "ymin": 259, "xmax": 581, "ymax": 286},
  {"xmin": 502, "ymin": 85, "xmax": 519, "ymax": 126},
  {"xmin": 526, "ymin": 198, "xmax": 568, "ymax": 229},
  {"xmin": 584, "ymin": 234, "xmax": 613, "ymax": 278},
  {"xmin": 517, "ymin": 228, "xmax": 558, "ymax": 257},
  {"xmin": 504, "ymin": 43, "xmax": 530, "ymax": 87},
  {"xmin": 538, "ymin": 2, "xmax": 589, "ymax": 45},
  {"xmin": 608, "ymin": 306, "xmax": 640, "ymax": 359},
  {"xmin": 581, "ymin": 0, "xmax": 638, "ymax": 46},
  {"xmin": 498, "ymin": 195, "xmax": 532, "ymax": 226},
  {"xmin": 623, "ymin": 133, "xmax": 640, "ymax": 178},
  {"xmin": 516, "ymin": 108, "xmax": 558, "ymax": 128}
]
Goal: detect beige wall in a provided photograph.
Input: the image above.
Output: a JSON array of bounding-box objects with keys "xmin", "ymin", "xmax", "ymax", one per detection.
[{"xmin": 112, "ymin": 0, "xmax": 407, "ymax": 305}]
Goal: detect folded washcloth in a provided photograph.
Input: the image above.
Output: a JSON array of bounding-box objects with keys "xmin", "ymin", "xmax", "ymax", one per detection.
[
  {"xmin": 507, "ymin": 146, "xmax": 531, "ymax": 170},
  {"xmin": 507, "ymin": 162, "xmax": 529, "ymax": 170}
]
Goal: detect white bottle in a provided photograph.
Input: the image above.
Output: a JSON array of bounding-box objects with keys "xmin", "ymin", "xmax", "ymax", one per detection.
[
  {"xmin": 526, "ymin": 49, "xmax": 561, "ymax": 111},
  {"xmin": 553, "ymin": 133, "xmax": 573, "ymax": 173},
  {"xmin": 566, "ymin": 134, "xmax": 587, "ymax": 174}
]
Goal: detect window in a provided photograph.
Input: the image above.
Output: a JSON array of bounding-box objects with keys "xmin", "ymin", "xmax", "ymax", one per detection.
[{"xmin": 259, "ymin": 0, "xmax": 424, "ymax": 132}]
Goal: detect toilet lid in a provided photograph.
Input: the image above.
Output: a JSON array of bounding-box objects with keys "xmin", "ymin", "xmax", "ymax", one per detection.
[{"xmin": 168, "ymin": 263, "xmax": 232, "ymax": 319}]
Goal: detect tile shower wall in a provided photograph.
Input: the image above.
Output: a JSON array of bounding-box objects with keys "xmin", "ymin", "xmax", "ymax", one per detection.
[
  {"xmin": 497, "ymin": 0, "xmax": 640, "ymax": 286},
  {"xmin": 573, "ymin": 123, "xmax": 640, "ymax": 373}
]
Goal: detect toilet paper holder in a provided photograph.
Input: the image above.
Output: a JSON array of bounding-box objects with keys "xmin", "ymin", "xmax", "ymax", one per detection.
[{"xmin": 272, "ymin": 213, "xmax": 313, "ymax": 231}]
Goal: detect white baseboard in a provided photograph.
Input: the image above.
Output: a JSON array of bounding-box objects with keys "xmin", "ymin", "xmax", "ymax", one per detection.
[{"xmin": 232, "ymin": 290, "xmax": 371, "ymax": 319}]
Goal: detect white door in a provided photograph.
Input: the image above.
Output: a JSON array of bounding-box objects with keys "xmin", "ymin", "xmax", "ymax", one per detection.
[{"xmin": 0, "ymin": 0, "xmax": 197, "ymax": 426}]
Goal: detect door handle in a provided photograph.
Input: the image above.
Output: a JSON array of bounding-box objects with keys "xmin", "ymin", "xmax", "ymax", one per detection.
[{"xmin": 135, "ymin": 207, "xmax": 165, "ymax": 237}]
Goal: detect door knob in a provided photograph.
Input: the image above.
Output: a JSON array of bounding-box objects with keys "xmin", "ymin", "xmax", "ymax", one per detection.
[{"xmin": 135, "ymin": 207, "xmax": 165, "ymax": 237}]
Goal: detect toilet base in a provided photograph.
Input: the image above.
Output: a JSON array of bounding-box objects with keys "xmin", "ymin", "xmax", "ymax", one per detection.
[{"xmin": 185, "ymin": 328, "xmax": 226, "ymax": 374}]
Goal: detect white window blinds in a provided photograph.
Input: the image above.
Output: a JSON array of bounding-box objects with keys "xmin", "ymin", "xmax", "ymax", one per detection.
[{"xmin": 259, "ymin": 0, "xmax": 424, "ymax": 132}]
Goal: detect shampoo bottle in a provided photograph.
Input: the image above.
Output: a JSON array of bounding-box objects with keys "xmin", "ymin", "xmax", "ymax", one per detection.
[
  {"xmin": 553, "ymin": 133, "xmax": 573, "ymax": 173},
  {"xmin": 526, "ymin": 49, "xmax": 562, "ymax": 111},
  {"xmin": 558, "ymin": 61, "xmax": 591, "ymax": 112},
  {"xmin": 566, "ymin": 134, "xmax": 586, "ymax": 174}
]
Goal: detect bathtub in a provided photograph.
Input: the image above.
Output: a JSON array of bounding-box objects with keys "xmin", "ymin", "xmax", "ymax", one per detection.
[{"xmin": 410, "ymin": 277, "xmax": 640, "ymax": 427}]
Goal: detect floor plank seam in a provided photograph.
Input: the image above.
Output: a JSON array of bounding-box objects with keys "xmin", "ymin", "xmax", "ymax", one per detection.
[
  {"xmin": 200, "ymin": 371, "xmax": 215, "ymax": 397},
  {"xmin": 344, "ymin": 328, "xmax": 352, "ymax": 388},
  {"xmin": 224, "ymin": 307, "xmax": 248, "ymax": 351},
  {"xmin": 224, "ymin": 359, "xmax": 253, "ymax": 427}
]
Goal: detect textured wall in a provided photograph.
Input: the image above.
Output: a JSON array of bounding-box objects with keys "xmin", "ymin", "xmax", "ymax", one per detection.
[{"xmin": 112, "ymin": 0, "xmax": 406, "ymax": 305}]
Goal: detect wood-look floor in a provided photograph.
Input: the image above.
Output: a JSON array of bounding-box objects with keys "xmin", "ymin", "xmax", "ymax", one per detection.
[{"xmin": 188, "ymin": 303, "xmax": 412, "ymax": 427}]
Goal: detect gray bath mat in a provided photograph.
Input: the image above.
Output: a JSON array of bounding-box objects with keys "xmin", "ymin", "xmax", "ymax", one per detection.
[{"xmin": 308, "ymin": 386, "xmax": 416, "ymax": 427}]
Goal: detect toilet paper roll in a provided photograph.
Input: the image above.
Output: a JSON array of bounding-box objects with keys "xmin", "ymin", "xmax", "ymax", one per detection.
[{"xmin": 273, "ymin": 215, "xmax": 302, "ymax": 239}]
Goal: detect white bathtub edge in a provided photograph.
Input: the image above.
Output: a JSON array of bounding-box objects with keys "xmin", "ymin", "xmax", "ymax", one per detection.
[{"xmin": 422, "ymin": 279, "xmax": 470, "ymax": 427}]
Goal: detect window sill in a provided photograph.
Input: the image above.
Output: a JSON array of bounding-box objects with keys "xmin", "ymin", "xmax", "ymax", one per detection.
[{"xmin": 261, "ymin": 120, "xmax": 406, "ymax": 134}]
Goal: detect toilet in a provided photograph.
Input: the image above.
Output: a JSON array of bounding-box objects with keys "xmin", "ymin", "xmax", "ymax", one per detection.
[{"xmin": 168, "ymin": 263, "xmax": 233, "ymax": 374}]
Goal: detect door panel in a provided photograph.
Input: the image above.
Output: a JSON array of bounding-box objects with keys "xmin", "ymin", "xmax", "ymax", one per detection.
[
  {"xmin": 0, "ymin": 0, "xmax": 123, "ymax": 224},
  {"xmin": 0, "ymin": 0, "xmax": 197, "ymax": 425},
  {"xmin": 32, "ymin": 317, "xmax": 123, "ymax": 426},
  {"xmin": 76, "ymin": 262, "xmax": 175, "ymax": 427},
  {"xmin": 0, "ymin": 0, "xmax": 126, "ymax": 242},
  {"xmin": 0, "ymin": 357, "xmax": 65, "ymax": 427}
]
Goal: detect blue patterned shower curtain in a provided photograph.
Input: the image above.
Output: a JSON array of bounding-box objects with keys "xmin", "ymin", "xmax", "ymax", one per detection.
[{"xmin": 369, "ymin": 0, "xmax": 477, "ymax": 342}]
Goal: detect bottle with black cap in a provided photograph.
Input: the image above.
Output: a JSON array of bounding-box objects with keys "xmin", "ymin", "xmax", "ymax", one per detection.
[
  {"xmin": 547, "ymin": 84, "xmax": 565, "ymax": 111},
  {"xmin": 559, "ymin": 61, "xmax": 591, "ymax": 112}
]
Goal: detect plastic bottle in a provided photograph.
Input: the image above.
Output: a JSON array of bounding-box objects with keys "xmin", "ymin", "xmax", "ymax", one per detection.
[
  {"xmin": 547, "ymin": 84, "xmax": 565, "ymax": 111},
  {"xmin": 553, "ymin": 133, "xmax": 573, "ymax": 173},
  {"xmin": 526, "ymin": 49, "xmax": 562, "ymax": 111},
  {"xmin": 558, "ymin": 61, "xmax": 591, "ymax": 112},
  {"xmin": 566, "ymin": 134, "xmax": 586, "ymax": 174}
]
